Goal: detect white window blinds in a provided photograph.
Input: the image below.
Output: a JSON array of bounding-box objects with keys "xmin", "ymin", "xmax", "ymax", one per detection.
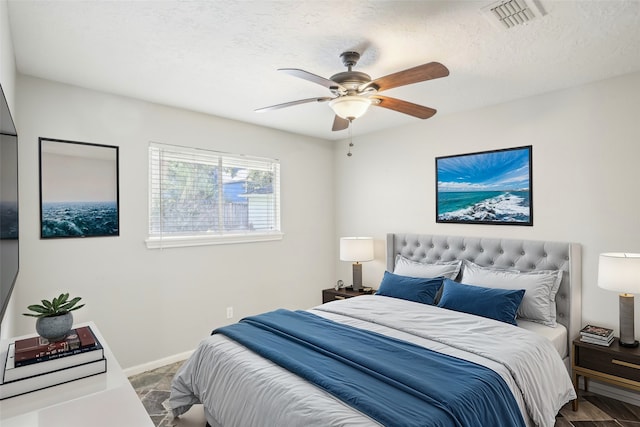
[{"xmin": 147, "ymin": 142, "xmax": 281, "ymax": 248}]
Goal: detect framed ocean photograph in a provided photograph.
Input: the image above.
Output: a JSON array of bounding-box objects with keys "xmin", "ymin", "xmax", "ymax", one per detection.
[
  {"xmin": 435, "ymin": 146, "xmax": 532, "ymax": 226},
  {"xmin": 39, "ymin": 138, "xmax": 120, "ymax": 238}
]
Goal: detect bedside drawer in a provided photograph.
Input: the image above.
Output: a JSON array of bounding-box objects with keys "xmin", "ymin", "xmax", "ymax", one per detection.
[
  {"xmin": 322, "ymin": 289, "xmax": 353, "ymax": 303},
  {"xmin": 577, "ymin": 344, "xmax": 640, "ymax": 382},
  {"xmin": 322, "ymin": 288, "xmax": 375, "ymax": 304}
]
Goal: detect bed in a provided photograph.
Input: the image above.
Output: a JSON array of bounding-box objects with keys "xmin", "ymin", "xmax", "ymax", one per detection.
[{"xmin": 170, "ymin": 233, "xmax": 581, "ymax": 427}]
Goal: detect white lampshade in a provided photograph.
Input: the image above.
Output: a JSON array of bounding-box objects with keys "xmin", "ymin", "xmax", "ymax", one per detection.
[
  {"xmin": 340, "ymin": 237, "xmax": 374, "ymax": 262},
  {"xmin": 329, "ymin": 96, "xmax": 372, "ymax": 120},
  {"xmin": 598, "ymin": 253, "xmax": 640, "ymax": 294}
]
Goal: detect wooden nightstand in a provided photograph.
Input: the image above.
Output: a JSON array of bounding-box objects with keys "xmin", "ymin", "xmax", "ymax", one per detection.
[
  {"xmin": 572, "ymin": 337, "xmax": 640, "ymax": 410},
  {"xmin": 322, "ymin": 288, "xmax": 375, "ymax": 304}
]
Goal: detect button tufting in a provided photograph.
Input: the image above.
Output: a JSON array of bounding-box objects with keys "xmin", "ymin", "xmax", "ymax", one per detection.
[{"xmin": 521, "ymin": 251, "xmax": 525, "ymax": 255}]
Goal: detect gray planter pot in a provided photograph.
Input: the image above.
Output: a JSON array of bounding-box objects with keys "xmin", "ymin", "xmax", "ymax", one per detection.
[{"xmin": 36, "ymin": 312, "xmax": 73, "ymax": 342}]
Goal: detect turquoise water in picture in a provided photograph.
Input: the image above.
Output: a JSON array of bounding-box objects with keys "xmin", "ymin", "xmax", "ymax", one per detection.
[
  {"xmin": 41, "ymin": 201, "xmax": 119, "ymax": 238},
  {"xmin": 437, "ymin": 191, "xmax": 530, "ymax": 223}
]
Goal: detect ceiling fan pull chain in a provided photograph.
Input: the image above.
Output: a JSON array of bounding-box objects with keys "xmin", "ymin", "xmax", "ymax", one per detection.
[{"xmin": 347, "ymin": 119, "xmax": 354, "ymax": 157}]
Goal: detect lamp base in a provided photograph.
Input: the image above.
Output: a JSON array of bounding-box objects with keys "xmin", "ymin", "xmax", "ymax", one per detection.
[
  {"xmin": 619, "ymin": 293, "xmax": 637, "ymax": 348},
  {"xmin": 351, "ymin": 262, "xmax": 363, "ymax": 291}
]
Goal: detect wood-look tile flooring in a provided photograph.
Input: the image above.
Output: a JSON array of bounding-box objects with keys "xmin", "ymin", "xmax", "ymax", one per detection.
[{"xmin": 129, "ymin": 361, "xmax": 640, "ymax": 427}]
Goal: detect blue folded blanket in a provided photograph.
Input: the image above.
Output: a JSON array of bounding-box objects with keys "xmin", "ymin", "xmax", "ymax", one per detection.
[{"xmin": 214, "ymin": 309, "xmax": 525, "ymax": 427}]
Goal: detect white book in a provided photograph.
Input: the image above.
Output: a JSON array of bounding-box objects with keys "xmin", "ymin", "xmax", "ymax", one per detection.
[
  {"xmin": 580, "ymin": 332, "xmax": 613, "ymax": 340},
  {"xmin": 0, "ymin": 358, "xmax": 107, "ymax": 400},
  {"xmin": 580, "ymin": 335, "xmax": 614, "ymax": 346},
  {"xmin": 3, "ymin": 343, "xmax": 105, "ymax": 383}
]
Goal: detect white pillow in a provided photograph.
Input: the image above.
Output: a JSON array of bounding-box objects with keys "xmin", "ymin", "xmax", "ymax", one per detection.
[
  {"xmin": 394, "ymin": 255, "xmax": 462, "ymax": 280},
  {"xmin": 460, "ymin": 260, "xmax": 563, "ymax": 327}
]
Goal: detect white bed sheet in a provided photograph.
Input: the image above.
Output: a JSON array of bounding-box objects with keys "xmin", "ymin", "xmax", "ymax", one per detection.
[
  {"xmin": 170, "ymin": 296, "xmax": 575, "ymax": 427},
  {"xmin": 518, "ymin": 319, "xmax": 568, "ymax": 359}
]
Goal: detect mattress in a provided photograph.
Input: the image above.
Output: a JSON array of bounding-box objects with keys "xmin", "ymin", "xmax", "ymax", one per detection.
[
  {"xmin": 170, "ymin": 296, "xmax": 575, "ymax": 427},
  {"xmin": 518, "ymin": 319, "xmax": 568, "ymax": 359}
]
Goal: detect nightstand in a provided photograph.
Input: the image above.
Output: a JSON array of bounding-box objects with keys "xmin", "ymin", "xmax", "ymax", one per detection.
[
  {"xmin": 572, "ymin": 337, "xmax": 640, "ymax": 410},
  {"xmin": 322, "ymin": 288, "xmax": 375, "ymax": 304}
]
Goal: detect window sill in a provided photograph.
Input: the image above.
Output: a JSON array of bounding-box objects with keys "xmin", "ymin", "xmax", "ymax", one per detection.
[{"xmin": 145, "ymin": 232, "xmax": 284, "ymax": 249}]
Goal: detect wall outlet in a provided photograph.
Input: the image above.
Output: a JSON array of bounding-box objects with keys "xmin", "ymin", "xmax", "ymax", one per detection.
[{"xmin": 226, "ymin": 306, "xmax": 234, "ymax": 319}]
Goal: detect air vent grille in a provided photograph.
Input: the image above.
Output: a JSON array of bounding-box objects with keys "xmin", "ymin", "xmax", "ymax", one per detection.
[{"xmin": 482, "ymin": 0, "xmax": 544, "ymax": 29}]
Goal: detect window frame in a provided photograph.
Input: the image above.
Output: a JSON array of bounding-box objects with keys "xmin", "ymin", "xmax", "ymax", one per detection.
[{"xmin": 146, "ymin": 142, "xmax": 283, "ymax": 249}]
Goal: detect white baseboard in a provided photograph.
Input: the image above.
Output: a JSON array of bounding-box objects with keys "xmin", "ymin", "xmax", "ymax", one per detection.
[
  {"xmin": 579, "ymin": 377, "xmax": 640, "ymax": 406},
  {"xmin": 123, "ymin": 350, "xmax": 194, "ymax": 377}
]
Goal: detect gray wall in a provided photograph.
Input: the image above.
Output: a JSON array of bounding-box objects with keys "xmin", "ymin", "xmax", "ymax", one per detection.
[
  {"xmin": 334, "ymin": 71, "xmax": 640, "ymax": 337},
  {"xmin": 12, "ymin": 75, "xmax": 335, "ymax": 369}
]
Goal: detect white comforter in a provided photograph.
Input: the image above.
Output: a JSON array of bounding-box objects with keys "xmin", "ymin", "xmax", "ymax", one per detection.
[{"xmin": 170, "ymin": 296, "xmax": 575, "ymax": 427}]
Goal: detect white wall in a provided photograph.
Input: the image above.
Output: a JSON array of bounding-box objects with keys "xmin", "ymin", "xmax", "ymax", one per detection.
[
  {"xmin": 334, "ymin": 71, "xmax": 640, "ymax": 337},
  {"xmin": 0, "ymin": 0, "xmax": 15, "ymax": 112},
  {"xmin": 12, "ymin": 75, "xmax": 335, "ymax": 369}
]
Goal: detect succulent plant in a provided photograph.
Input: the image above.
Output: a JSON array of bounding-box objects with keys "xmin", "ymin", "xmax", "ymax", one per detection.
[{"xmin": 23, "ymin": 293, "xmax": 84, "ymax": 318}]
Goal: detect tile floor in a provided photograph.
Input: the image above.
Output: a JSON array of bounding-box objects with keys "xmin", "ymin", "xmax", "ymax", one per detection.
[{"xmin": 129, "ymin": 361, "xmax": 640, "ymax": 427}]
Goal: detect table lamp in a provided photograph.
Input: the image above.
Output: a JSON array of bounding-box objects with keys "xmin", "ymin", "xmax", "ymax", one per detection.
[
  {"xmin": 597, "ymin": 253, "xmax": 640, "ymax": 348},
  {"xmin": 340, "ymin": 237, "xmax": 374, "ymax": 291}
]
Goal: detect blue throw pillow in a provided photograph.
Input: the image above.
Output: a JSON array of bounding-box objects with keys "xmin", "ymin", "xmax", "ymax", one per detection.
[
  {"xmin": 437, "ymin": 279, "xmax": 525, "ymax": 325},
  {"xmin": 375, "ymin": 271, "xmax": 443, "ymax": 305}
]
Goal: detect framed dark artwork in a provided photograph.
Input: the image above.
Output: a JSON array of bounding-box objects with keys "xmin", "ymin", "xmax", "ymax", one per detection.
[
  {"xmin": 435, "ymin": 145, "xmax": 532, "ymax": 226},
  {"xmin": 39, "ymin": 138, "xmax": 120, "ymax": 238}
]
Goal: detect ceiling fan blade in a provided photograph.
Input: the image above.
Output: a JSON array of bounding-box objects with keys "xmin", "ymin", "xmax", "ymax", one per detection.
[
  {"xmin": 371, "ymin": 95, "xmax": 437, "ymax": 119},
  {"xmin": 255, "ymin": 97, "xmax": 332, "ymax": 113},
  {"xmin": 332, "ymin": 115, "xmax": 350, "ymax": 131},
  {"xmin": 361, "ymin": 62, "xmax": 449, "ymax": 92},
  {"xmin": 279, "ymin": 68, "xmax": 346, "ymax": 92}
]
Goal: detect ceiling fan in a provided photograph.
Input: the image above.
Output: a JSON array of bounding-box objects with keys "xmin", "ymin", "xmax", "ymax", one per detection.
[{"xmin": 255, "ymin": 51, "xmax": 449, "ymax": 131}]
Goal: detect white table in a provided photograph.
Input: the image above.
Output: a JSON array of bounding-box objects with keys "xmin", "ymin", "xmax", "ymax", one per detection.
[{"xmin": 0, "ymin": 321, "xmax": 154, "ymax": 426}]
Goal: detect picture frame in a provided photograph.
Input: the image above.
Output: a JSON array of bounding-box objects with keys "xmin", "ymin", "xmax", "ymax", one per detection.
[
  {"xmin": 39, "ymin": 137, "xmax": 120, "ymax": 238},
  {"xmin": 435, "ymin": 145, "xmax": 532, "ymax": 226}
]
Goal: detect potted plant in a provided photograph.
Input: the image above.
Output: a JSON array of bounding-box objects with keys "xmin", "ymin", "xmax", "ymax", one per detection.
[{"xmin": 23, "ymin": 293, "xmax": 84, "ymax": 341}]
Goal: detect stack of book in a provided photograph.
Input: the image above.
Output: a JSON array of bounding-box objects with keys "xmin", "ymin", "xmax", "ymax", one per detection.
[
  {"xmin": 580, "ymin": 324, "xmax": 614, "ymax": 346},
  {"xmin": 0, "ymin": 325, "xmax": 107, "ymax": 399}
]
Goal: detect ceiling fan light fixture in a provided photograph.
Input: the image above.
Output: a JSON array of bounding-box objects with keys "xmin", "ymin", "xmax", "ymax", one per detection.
[{"xmin": 329, "ymin": 96, "xmax": 372, "ymax": 120}]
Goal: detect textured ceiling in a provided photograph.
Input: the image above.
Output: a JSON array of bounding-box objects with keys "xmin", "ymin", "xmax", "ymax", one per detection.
[{"xmin": 7, "ymin": 0, "xmax": 640, "ymax": 141}]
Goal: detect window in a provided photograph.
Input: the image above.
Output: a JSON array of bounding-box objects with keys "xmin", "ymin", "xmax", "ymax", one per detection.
[{"xmin": 147, "ymin": 142, "xmax": 281, "ymax": 248}]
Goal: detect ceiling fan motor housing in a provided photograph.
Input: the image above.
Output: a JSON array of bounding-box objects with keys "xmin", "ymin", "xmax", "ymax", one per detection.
[{"xmin": 330, "ymin": 71, "xmax": 373, "ymax": 94}]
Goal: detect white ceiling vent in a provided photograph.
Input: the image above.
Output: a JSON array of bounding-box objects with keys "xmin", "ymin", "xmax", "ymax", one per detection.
[{"xmin": 481, "ymin": 0, "xmax": 545, "ymax": 29}]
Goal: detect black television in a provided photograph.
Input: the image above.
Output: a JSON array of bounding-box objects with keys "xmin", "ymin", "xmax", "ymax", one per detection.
[{"xmin": 0, "ymin": 83, "xmax": 18, "ymax": 325}]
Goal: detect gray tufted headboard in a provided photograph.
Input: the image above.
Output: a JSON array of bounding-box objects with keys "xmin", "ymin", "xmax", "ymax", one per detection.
[{"xmin": 386, "ymin": 233, "xmax": 582, "ymax": 357}]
